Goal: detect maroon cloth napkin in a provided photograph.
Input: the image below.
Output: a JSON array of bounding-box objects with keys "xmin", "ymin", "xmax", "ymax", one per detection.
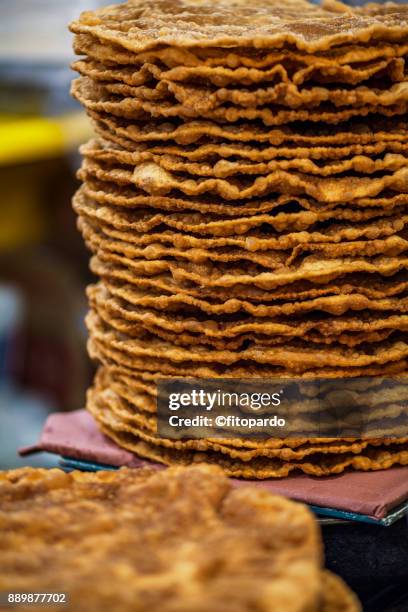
[
  {"xmin": 21, "ymin": 409, "xmax": 408, "ymax": 520},
  {"xmin": 20, "ymin": 410, "xmax": 150, "ymax": 469}
]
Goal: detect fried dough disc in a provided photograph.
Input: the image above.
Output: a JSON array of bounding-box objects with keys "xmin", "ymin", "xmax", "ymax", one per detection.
[
  {"xmin": 76, "ymin": 189, "xmax": 407, "ymax": 240},
  {"xmin": 75, "ymin": 193, "xmax": 408, "ymax": 254},
  {"xmin": 80, "ymin": 218, "xmax": 408, "ymax": 273},
  {"xmin": 88, "ymin": 283, "xmax": 408, "ymax": 341},
  {"xmin": 87, "ymin": 112, "xmax": 408, "ymax": 147},
  {"xmin": 88, "ymin": 382, "xmax": 408, "ymax": 460},
  {"xmin": 286, "ymin": 237, "xmax": 408, "ymax": 264},
  {"xmin": 69, "ymin": 0, "xmax": 408, "ymax": 54},
  {"xmin": 99, "ymin": 273, "xmax": 408, "ymax": 318},
  {"xmin": 88, "ymin": 398, "xmax": 408, "ymax": 479},
  {"xmin": 96, "ymin": 365, "xmax": 408, "ymax": 424},
  {"xmin": 97, "ymin": 367, "xmax": 157, "ymax": 400},
  {"xmin": 92, "ymin": 253, "xmax": 408, "ymax": 302},
  {"xmin": 72, "ymin": 78, "xmax": 408, "ymax": 126},
  {"xmin": 106, "ymin": 362, "xmax": 408, "ymax": 393},
  {"xmin": 99, "ymin": 363, "xmax": 408, "ymax": 410},
  {"xmin": 92, "ymin": 123, "xmax": 408, "ymax": 168},
  {"xmin": 91, "ymin": 298, "xmax": 398, "ymax": 350},
  {"xmin": 73, "ymin": 27, "xmax": 407, "ymax": 71},
  {"xmin": 94, "ymin": 386, "xmax": 333, "ymax": 445},
  {"xmin": 91, "ymin": 248, "xmax": 408, "ymax": 291},
  {"xmin": 93, "ymin": 366, "xmax": 316, "ymax": 447},
  {"xmin": 299, "ymin": 374, "xmax": 408, "ymax": 398},
  {"xmin": 95, "ymin": 58, "xmax": 402, "ymax": 112},
  {"xmin": 81, "ymin": 178, "xmax": 408, "ymax": 220},
  {"xmin": 81, "ymin": 138, "xmax": 408, "ymax": 178},
  {"xmin": 80, "ymin": 155, "xmax": 408, "ymax": 203},
  {"xmin": 94, "ymin": 369, "xmax": 408, "ymax": 439},
  {"xmin": 97, "ymin": 317, "xmax": 396, "ymax": 351},
  {"xmin": 99, "ymin": 392, "xmax": 408, "ymax": 452},
  {"xmin": 87, "ymin": 309, "xmax": 408, "ymax": 370},
  {"xmin": 80, "ymin": 217, "xmax": 294, "ymax": 270},
  {"xmin": 76, "ymin": 201, "xmax": 408, "ymax": 253},
  {"xmin": 169, "ymin": 70, "xmax": 408, "ymax": 111},
  {"xmin": 0, "ymin": 463, "xmax": 326, "ymax": 612},
  {"xmin": 89, "ymin": 337, "xmax": 408, "ymax": 379},
  {"xmin": 183, "ymin": 326, "xmax": 390, "ymax": 349},
  {"xmin": 160, "ymin": 254, "xmax": 408, "ymax": 290},
  {"xmin": 104, "ymin": 78, "xmax": 408, "ymax": 112},
  {"xmin": 89, "ymin": 335, "xmax": 408, "ymax": 378},
  {"xmin": 72, "ymin": 54, "xmax": 407, "ymax": 92},
  {"xmin": 90, "ymin": 116, "xmax": 408, "ymax": 162},
  {"xmin": 96, "ymin": 367, "xmax": 408, "ymax": 440},
  {"xmin": 88, "ymin": 311, "xmax": 407, "ymax": 353}
]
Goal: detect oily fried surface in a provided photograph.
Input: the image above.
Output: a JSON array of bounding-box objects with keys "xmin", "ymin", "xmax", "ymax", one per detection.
[
  {"xmin": 70, "ymin": 0, "xmax": 408, "ymax": 482},
  {"xmin": 100, "ymin": 78, "xmax": 408, "ymax": 112},
  {"xmin": 69, "ymin": 0, "xmax": 408, "ymax": 53},
  {"xmin": 91, "ymin": 119, "xmax": 408, "ymax": 161},
  {"xmin": 72, "ymin": 35, "xmax": 406, "ymax": 73},
  {"xmin": 89, "ymin": 400, "xmax": 408, "ymax": 478},
  {"xmin": 71, "ymin": 77, "xmax": 408, "ymax": 126},
  {"xmin": 90, "ymin": 371, "xmax": 408, "ymax": 453},
  {"xmin": 86, "ymin": 308, "xmax": 408, "ymax": 370},
  {"xmin": 78, "ymin": 152, "xmax": 408, "ymax": 203},
  {"xmin": 86, "ymin": 112, "xmax": 408, "ymax": 147},
  {"xmin": 72, "ymin": 53, "xmax": 407, "ymax": 90},
  {"xmin": 0, "ymin": 464, "xmax": 325, "ymax": 612},
  {"xmin": 86, "ymin": 282, "xmax": 408, "ymax": 350},
  {"xmin": 96, "ymin": 365, "xmax": 408, "ymax": 415},
  {"xmin": 74, "ymin": 191, "xmax": 408, "ymax": 245},
  {"xmin": 79, "ymin": 215, "xmax": 408, "ymax": 266},
  {"xmin": 87, "ymin": 249, "xmax": 408, "ymax": 293},
  {"xmin": 81, "ymin": 138, "xmax": 408, "ymax": 178},
  {"xmin": 88, "ymin": 331, "xmax": 408, "ymax": 379},
  {"xmin": 80, "ymin": 177, "xmax": 408, "ymax": 218},
  {"xmin": 91, "ymin": 257, "xmax": 408, "ymax": 306}
]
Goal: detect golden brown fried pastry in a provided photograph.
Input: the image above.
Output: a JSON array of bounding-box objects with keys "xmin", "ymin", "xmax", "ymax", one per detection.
[
  {"xmin": 69, "ymin": 0, "xmax": 408, "ymax": 53},
  {"xmin": 87, "ymin": 112, "xmax": 408, "ymax": 147},
  {"xmin": 87, "ymin": 399, "xmax": 408, "ymax": 478},
  {"xmin": 72, "ymin": 76, "xmax": 408, "ymax": 126},
  {"xmin": 0, "ymin": 464, "xmax": 329, "ymax": 612},
  {"xmin": 70, "ymin": 0, "xmax": 408, "ymax": 478}
]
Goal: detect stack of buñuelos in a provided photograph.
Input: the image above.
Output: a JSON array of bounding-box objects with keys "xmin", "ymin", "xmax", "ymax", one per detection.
[{"xmin": 71, "ymin": 0, "xmax": 408, "ymax": 478}]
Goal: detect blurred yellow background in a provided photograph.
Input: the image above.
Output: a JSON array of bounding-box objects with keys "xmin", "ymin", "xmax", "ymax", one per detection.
[{"xmin": 0, "ymin": 1, "xmax": 110, "ymax": 468}]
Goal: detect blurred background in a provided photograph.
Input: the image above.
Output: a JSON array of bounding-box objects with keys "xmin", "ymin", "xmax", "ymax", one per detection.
[
  {"xmin": 0, "ymin": 0, "xmax": 405, "ymax": 469},
  {"xmin": 0, "ymin": 1, "xmax": 111, "ymax": 469}
]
